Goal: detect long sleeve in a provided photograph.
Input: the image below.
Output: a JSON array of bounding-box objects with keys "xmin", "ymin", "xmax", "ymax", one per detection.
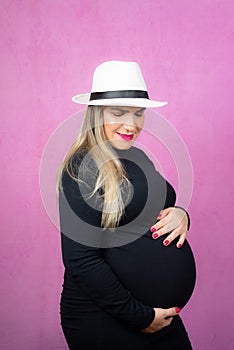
[
  {"xmin": 144, "ymin": 152, "xmax": 190, "ymax": 230},
  {"xmin": 59, "ymin": 153, "xmax": 155, "ymax": 330}
]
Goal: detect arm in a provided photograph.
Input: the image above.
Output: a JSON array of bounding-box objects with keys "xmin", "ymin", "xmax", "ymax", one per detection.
[
  {"xmin": 142, "ymin": 151, "xmax": 190, "ymax": 247},
  {"xmin": 59, "ymin": 161, "xmax": 155, "ymax": 330}
]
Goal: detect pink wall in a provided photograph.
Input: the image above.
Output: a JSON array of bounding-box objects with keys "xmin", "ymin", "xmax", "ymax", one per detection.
[{"xmin": 1, "ymin": 1, "xmax": 233, "ymax": 349}]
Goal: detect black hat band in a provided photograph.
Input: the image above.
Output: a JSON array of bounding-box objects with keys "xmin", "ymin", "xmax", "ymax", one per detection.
[{"xmin": 89, "ymin": 90, "xmax": 149, "ymax": 101}]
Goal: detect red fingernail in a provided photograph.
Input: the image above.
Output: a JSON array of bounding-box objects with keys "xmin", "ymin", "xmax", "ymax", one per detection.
[
  {"xmin": 178, "ymin": 244, "xmax": 182, "ymax": 248},
  {"xmin": 164, "ymin": 240, "xmax": 170, "ymax": 246},
  {"xmin": 157, "ymin": 214, "xmax": 162, "ymax": 219},
  {"xmin": 150, "ymin": 227, "xmax": 156, "ymax": 233},
  {"xmin": 152, "ymin": 233, "xmax": 158, "ymax": 239},
  {"xmin": 175, "ymin": 308, "xmax": 181, "ymax": 314}
]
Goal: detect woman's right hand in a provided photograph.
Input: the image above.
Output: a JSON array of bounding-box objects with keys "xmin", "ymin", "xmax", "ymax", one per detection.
[{"xmin": 141, "ymin": 307, "xmax": 180, "ymax": 333}]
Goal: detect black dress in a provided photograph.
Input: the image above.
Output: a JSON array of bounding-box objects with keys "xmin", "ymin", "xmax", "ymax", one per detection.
[{"xmin": 59, "ymin": 146, "xmax": 196, "ymax": 350}]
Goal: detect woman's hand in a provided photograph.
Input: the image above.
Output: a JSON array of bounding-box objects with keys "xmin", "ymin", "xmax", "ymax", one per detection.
[
  {"xmin": 141, "ymin": 307, "xmax": 180, "ymax": 333},
  {"xmin": 150, "ymin": 207, "xmax": 189, "ymax": 248}
]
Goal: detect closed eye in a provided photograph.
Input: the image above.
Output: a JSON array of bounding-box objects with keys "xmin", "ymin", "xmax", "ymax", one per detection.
[
  {"xmin": 135, "ymin": 112, "xmax": 144, "ymax": 117},
  {"xmin": 135, "ymin": 108, "xmax": 146, "ymax": 117},
  {"xmin": 109, "ymin": 107, "xmax": 145, "ymax": 117},
  {"xmin": 113, "ymin": 113, "xmax": 125, "ymax": 117}
]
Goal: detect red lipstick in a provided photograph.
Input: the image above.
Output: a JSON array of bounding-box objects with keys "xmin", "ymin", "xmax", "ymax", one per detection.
[{"xmin": 116, "ymin": 133, "xmax": 134, "ymax": 141}]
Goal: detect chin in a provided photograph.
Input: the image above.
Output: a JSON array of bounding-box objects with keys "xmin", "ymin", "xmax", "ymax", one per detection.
[{"xmin": 111, "ymin": 140, "xmax": 133, "ymax": 150}]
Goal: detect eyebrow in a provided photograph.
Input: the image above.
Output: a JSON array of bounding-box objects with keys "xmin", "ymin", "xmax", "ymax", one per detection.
[{"xmin": 110, "ymin": 107, "xmax": 146, "ymax": 113}]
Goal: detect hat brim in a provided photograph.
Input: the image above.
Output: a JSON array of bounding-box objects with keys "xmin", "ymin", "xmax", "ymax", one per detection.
[{"xmin": 72, "ymin": 93, "xmax": 167, "ymax": 108}]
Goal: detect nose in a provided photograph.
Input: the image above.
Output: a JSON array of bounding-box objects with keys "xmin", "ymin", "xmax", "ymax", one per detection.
[{"xmin": 122, "ymin": 115, "xmax": 137, "ymax": 131}]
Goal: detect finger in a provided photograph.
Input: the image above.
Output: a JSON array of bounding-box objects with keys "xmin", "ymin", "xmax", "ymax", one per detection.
[
  {"xmin": 151, "ymin": 217, "xmax": 173, "ymax": 235},
  {"xmin": 176, "ymin": 232, "xmax": 187, "ymax": 248},
  {"xmin": 165, "ymin": 307, "xmax": 181, "ymax": 318},
  {"xmin": 151, "ymin": 208, "xmax": 185, "ymax": 238},
  {"xmin": 151, "ymin": 225, "xmax": 173, "ymax": 239},
  {"xmin": 155, "ymin": 213, "xmax": 178, "ymax": 232},
  {"xmin": 157, "ymin": 207, "xmax": 171, "ymax": 220},
  {"xmin": 150, "ymin": 217, "xmax": 168, "ymax": 237},
  {"xmin": 162, "ymin": 227, "xmax": 185, "ymax": 246},
  {"xmin": 155, "ymin": 216, "xmax": 171, "ymax": 230}
]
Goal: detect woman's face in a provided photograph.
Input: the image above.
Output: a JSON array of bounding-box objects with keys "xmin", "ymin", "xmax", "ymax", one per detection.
[{"xmin": 102, "ymin": 106, "xmax": 145, "ymax": 150}]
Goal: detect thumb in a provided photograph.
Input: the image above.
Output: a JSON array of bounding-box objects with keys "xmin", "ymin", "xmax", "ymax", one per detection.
[{"xmin": 165, "ymin": 307, "xmax": 181, "ymax": 318}]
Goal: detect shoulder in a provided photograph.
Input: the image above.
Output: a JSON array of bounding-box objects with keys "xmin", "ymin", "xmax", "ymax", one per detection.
[
  {"xmin": 130, "ymin": 146, "xmax": 156, "ymax": 170},
  {"xmin": 131, "ymin": 148, "xmax": 177, "ymax": 203}
]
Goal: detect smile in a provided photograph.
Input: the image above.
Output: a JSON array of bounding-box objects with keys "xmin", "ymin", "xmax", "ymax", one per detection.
[{"xmin": 116, "ymin": 132, "xmax": 135, "ymax": 141}]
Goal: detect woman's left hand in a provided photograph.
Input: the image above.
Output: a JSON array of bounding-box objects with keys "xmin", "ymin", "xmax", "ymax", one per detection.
[{"xmin": 150, "ymin": 207, "xmax": 189, "ymax": 248}]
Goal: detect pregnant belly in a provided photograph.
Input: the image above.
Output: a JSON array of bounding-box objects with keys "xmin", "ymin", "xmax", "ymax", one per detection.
[{"xmin": 104, "ymin": 233, "xmax": 196, "ymax": 309}]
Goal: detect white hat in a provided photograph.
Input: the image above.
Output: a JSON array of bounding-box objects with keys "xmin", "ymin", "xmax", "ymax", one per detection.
[{"xmin": 72, "ymin": 61, "xmax": 167, "ymax": 108}]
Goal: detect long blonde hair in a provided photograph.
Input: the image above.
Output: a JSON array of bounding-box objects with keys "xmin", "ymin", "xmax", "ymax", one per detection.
[{"xmin": 56, "ymin": 106, "xmax": 131, "ymax": 229}]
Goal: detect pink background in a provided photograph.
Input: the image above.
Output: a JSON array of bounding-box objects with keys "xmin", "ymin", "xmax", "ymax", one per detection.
[{"xmin": 1, "ymin": 1, "xmax": 233, "ymax": 349}]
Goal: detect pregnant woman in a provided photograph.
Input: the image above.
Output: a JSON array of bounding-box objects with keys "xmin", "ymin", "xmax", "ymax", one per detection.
[{"xmin": 57, "ymin": 61, "xmax": 196, "ymax": 349}]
